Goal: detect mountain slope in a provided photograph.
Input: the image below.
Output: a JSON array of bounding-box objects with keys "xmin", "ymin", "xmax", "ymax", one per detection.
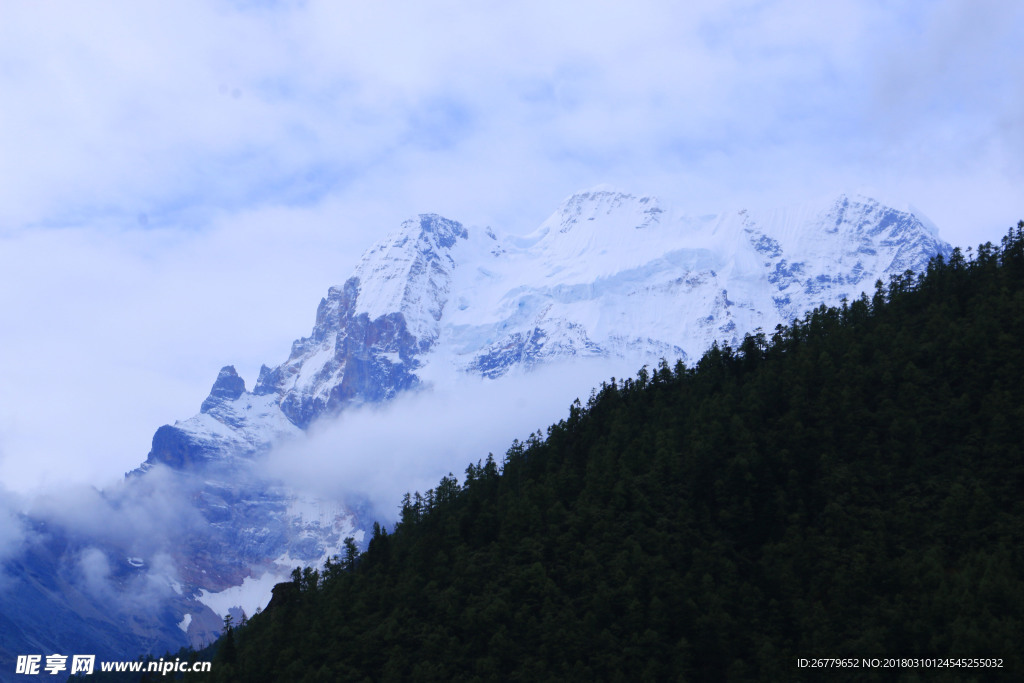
[{"xmin": 192, "ymin": 222, "xmax": 1024, "ymax": 682}]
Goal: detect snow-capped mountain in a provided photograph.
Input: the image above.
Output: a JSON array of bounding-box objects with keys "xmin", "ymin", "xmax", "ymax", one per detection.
[
  {"xmin": 0, "ymin": 188, "xmax": 951, "ymax": 664},
  {"xmin": 149, "ymin": 189, "xmax": 949, "ymax": 470},
  {"xmin": 157, "ymin": 190, "xmax": 944, "ymax": 451},
  {"xmin": 143, "ymin": 189, "xmax": 948, "ymax": 638}
]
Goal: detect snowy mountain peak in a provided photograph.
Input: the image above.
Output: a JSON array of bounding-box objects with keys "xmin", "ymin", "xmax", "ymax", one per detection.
[
  {"xmin": 155, "ymin": 191, "xmax": 949, "ymax": 452},
  {"xmin": 240, "ymin": 214, "xmax": 472, "ymax": 430},
  {"xmin": 815, "ymin": 193, "xmax": 948, "ymax": 270},
  {"xmin": 350, "ymin": 214, "xmax": 468, "ymax": 342},
  {"xmin": 416, "ymin": 212, "xmax": 470, "ymax": 248},
  {"xmin": 545, "ymin": 188, "xmax": 663, "ymax": 236},
  {"xmin": 200, "ymin": 366, "xmax": 246, "ymax": 413},
  {"xmin": 707, "ymin": 192, "xmax": 950, "ymax": 323},
  {"xmin": 501, "ymin": 188, "xmax": 672, "ymax": 286}
]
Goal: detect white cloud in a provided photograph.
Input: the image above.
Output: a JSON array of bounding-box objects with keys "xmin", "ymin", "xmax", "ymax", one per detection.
[
  {"xmin": 0, "ymin": 466, "xmax": 200, "ymax": 609},
  {"xmin": 0, "ymin": 199, "xmax": 374, "ymax": 491},
  {"xmin": 0, "ymin": 0, "xmax": 1021, "ymax": 494},
  {"xmin": 263, "ymin": 357, "xmax": 646, "ymax": 523},
  {"xmin": 74, "ymin": 546, "xmax": 183, "ymax": 613},
  {"xmin": 27, "ymin": 465, "xmax": 209, "ymax": 555}
]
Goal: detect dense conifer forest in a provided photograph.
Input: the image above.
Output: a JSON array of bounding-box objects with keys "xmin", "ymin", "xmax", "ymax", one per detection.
[{"xmin": 92, "ymin": 223, "xmax": 1024, "ymax": 682}]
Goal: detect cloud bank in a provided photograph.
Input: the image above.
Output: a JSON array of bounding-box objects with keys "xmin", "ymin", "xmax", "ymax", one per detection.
[
  {"xmin": 1, "ymin": 0, "xmax": 1022, "ymax": 493},
  {"xmin": 263, "ymin": 357, "xmax": 648, "ymax": 524}
]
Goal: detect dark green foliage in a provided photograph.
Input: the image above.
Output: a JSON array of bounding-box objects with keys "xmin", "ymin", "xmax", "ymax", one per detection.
[
  {"xmin": 215, "ymin": 615, "xmax": 236, "ymax": 666},
  {"xmin": 187, "ymin": 223, "xmax": 1024, "ymax": 682}
]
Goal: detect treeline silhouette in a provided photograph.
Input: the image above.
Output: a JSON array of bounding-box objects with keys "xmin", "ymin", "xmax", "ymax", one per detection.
[{"xmin": 170, "ymin": 223, "xmax": 1024, "ymax": 682}]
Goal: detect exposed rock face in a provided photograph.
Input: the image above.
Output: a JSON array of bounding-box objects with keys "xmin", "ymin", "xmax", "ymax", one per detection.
[
  {"xmin": 253, "ymin": 278, "xmax": 423, "ymax": 429},
  {"xmin": 146, "ymin": 214, "xmax": 471, "ymax": 466},
  {"xmin": 145, "ymin": 366, "xmax": 299, "ymax": 470},
  {"xmin": 470, "ymin": 321, "xmax": 608, "ymax": 379},
  {"xmin": 148, "ymin": 424, "xmax": 209, "ymax": 469},
  {"xmin": 201, "ymin": 366, "xmax": 246, "ymax": 412}
]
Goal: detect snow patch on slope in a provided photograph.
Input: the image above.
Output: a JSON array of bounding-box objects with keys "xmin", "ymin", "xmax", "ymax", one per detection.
[{"xmin": 197, "ymin": 572, "xmax": 282, "ymax": 620}]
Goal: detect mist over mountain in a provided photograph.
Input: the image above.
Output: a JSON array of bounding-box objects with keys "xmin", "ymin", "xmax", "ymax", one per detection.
[{"xmin": 0, "ymin": 188, "xmax": 951, "ymax": 670}]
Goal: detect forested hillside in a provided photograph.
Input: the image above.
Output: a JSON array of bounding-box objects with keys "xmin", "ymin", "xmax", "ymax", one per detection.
[{"xmin": 178, "ymin": 224, "xmax": 1023, "ymax": 682}]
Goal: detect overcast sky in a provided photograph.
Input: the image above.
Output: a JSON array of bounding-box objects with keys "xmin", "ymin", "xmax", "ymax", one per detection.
[{"xmin": 1, "ymin": 0, "xmax": 1022, "ymax": 494}]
